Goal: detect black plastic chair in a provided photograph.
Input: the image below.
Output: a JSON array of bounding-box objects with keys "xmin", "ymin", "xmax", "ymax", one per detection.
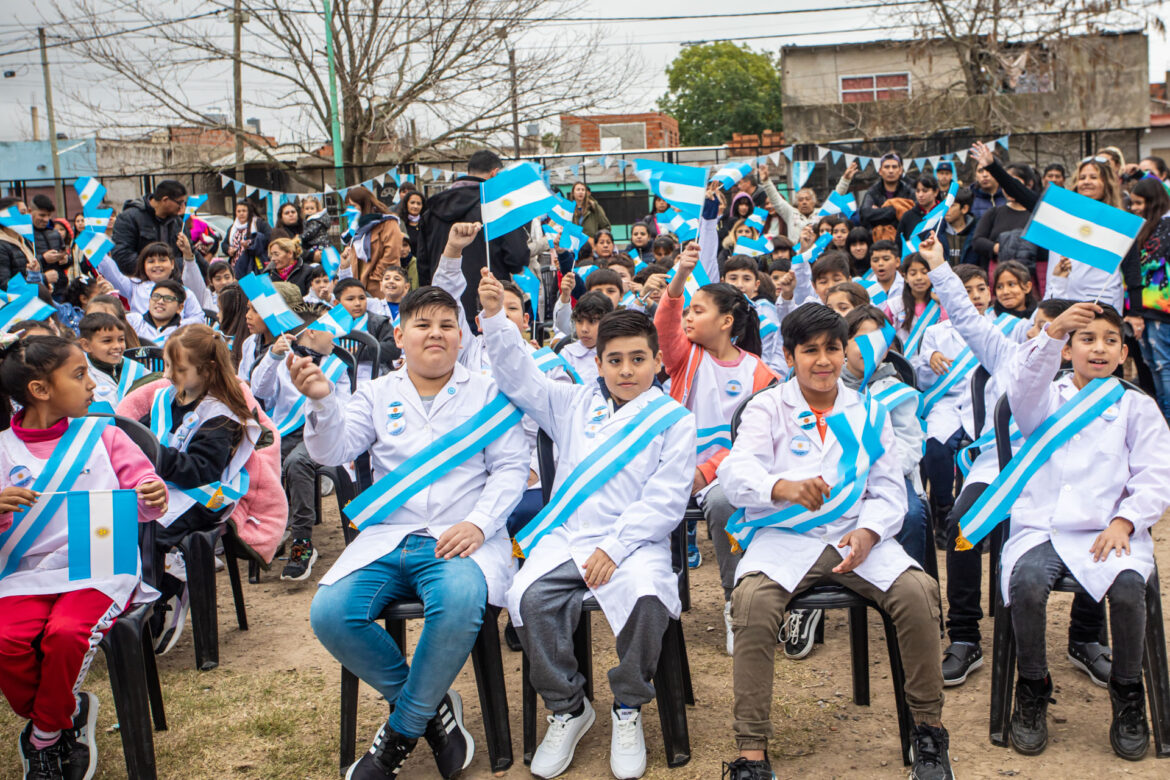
[
  {"xmin": 124, "ymin": 346, "xmax": 166, "ymax": 374},
  {"xmin": 985, "ymin": 388, "xmax": 1170, "ymax": 756},
  {"xmin": 728, "ymin": 386, "xmax": 916, "ymax": 766},
  {"xmin": 552, "ymin": 336, "xmax": 575, "ymax": 354},
  {"xmin": 520, "ymin": 431, "xmax": 692, "ymax": 768},
  {"xmin": 83, "ymin": 414, "xmax": 169, "ymax": 779},
  {"xmin": 336, "ymin": 329, "xmax": 382, "ymax": 380},
  {"xmin": 883, "ymin": 350, "xmax": 917, "ymax": 389},
  {"xmin": 203, "ymin": 308, "xmax": 218, "ymax": 327}
]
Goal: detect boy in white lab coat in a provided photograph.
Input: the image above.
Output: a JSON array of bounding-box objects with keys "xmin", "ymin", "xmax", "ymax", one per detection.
[
  {"xmin": 289, "ymin": 285, "xmax": 530, "ymax": 780},
  {"xmin": 719, "ymin": 303, "xmax": 953, "ymax": 780},
  {"xmin": 998, "ymin": 302, "xmax": 1170, "ymax": 760},
  {"xmin": 479, "ymin": 271, "xmax": 694, "ymax": 780}
]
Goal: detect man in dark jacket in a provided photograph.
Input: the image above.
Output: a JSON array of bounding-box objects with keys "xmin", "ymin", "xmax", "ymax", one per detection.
[
  {"xmin": 111, "ymin": 180, "xmax": 187, "ymax": 274},
  {"xmin": 859, "ymin": 152, "xmax": 915, "ymax": 237},
  {"xmin": 419, "ymin": 150, "xmax": 530, "ymax": 329},
  {"xmin": 935, "ymin": 186, "xmax": 979, "ymax": 267},
  {"xmin": 30, "ymin": 194, "xmax": 66, "ymax": 296}
]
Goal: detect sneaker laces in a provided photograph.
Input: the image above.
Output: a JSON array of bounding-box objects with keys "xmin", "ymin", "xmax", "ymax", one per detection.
[
  {"xmin": 1116, "ymin": 696, "xmax": 1147, "ymax": 732},
  {"xmin": 542, "ymin": 712, "xmax": 576, "ymax": 750},
  {"xmin": 289, "ymin": 540, "xmax": 311, "ymax": 562},
  {"xmin": 1017, "ymin": 685, "xmax": 1054, "ymax": 728},
  {"xmin": 30, "ymin": 740, "xmax": 66, "ymax": 777},
  {"xmin": 912, "ymin": 725, "xmax": 945, "ymax": 766},
  {"xmin": 778, "ymin": 611, "xmax": 802, "ymax": 643},
  {"xmin": 614, "ymin": 712, "xmax": 640, "ymax": 750}
]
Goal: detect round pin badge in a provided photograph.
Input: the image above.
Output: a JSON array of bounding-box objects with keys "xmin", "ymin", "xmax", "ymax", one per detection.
[
  {"xmin": 388, "ymin": 418, "xmax": 407, "ymax": 436},
  {"xmin": 387, "ymin": 401, "xmax": 405, "ymax": 420},
  {"xmin": 585, "ymin": 423, "xmax": 601, "ymax": 438},
  {"xmin": 795, "ymin": 411, "xmax": 817, "ymax": 430},
  {"xmin": 589, "ymin": 405, "xmax": 607, "ymax": 422},
  {"xmin": 1101, "ymin": 405, "xmax": 1119, "ymax": 422},
  {"xmin": 8, "ymin": 466, "xmax": 33, "ymax": 488},
  {"xmin": 725, "ymin": 379, "xmax": 743, "ymax": 397},
  {"xmin": 447, "ymin": 387, "xmax": 456, "ymax": 395},
  {"xmin": 790, "ymin": 433, "xmax": 813, "ymax": 456}
]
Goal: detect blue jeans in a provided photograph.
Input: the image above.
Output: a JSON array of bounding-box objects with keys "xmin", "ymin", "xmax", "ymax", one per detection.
[
  {"xmin": 922, "ymin": 428, "xmax": 965, "ymax": 514},
  {"xmin": 1142, "ymin": 319, "xmax": 1170, "ymax": 423},
  {"xmin": 309, "ymin": 534, "xmax": 488, "ymax": 738},
  {"xmin": 895, "ymin": 477, "xmax": 929, "ymax": 568}
]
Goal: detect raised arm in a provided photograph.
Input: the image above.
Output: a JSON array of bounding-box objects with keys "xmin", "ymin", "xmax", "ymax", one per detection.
[
  {"xmin": 971, "ymin": 142, "xmax": 1038, "ymax": 211},
  {"xmin": 297, "ymin": 357, "xmax": 379, "ymax": 466},
  {"xmin": 97, "ymin": 253, "xmax": 136, "ymax": 300},
  {"xmin": 698, "ymin": 184, "xmax": 722, "ymax": 282},
  {"xmin": 431, "ymin": 232, "xmax": 478, "ymax": 355},
  {"xmin": 923, "ymin": 239, "xmax": 1014, "ymax": 373}
]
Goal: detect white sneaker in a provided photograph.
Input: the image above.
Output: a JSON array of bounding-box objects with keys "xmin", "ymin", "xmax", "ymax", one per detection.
[
  {"xmin": 530, "ymin": 699, "xmax": 595, "ymax": 779},
  {"xmin": 609, "ymin": 706, "xmax": 646, "ymax": 779},
  {"xmin": 164, "ymin": 550, "xmax": 187, "ymax": 582},
  {"xmin": 320, "ymin": 475, "xmax": 336, "ymax": 496},
  {"xmin": 724, "ymin": 601, "xmax": 735, "ymax": 656},
  {"xmin": 155, "ymin": 586, "xmax": 189, "ymax": 656}
]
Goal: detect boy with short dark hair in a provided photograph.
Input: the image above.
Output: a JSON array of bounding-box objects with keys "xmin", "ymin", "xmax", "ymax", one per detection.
[
  {"xmin": 557, "ymin": 291, "xmax": 614, "ymax": 387},
  {"xmin": 367, "ymin": 265, "xmax": 410, "ymax": 324},
  {"xmin": 127, "ymin": 279, "xmax": 193, "ymax": 343},
  {"xmin": 722, "ymin": 256, "xmax": 783, "ymax": 373},
  {"xmin": 79, "ymin": 311, "xmax": 151, "ymax": 410},
  {"xmin": 719, "ymin": 302, "xmax": 953, "ymax": 780},
  {"xmin": 480, "ymin": 281, "xmax": 694, "ymax": 779},
  {"xmin": 868, "ymin": 240, "xmax": 904, "ymax": 313},
  {"xmin": 332, "ymin": 277, "xmax": 402, "ymax": 380},
  {"xmin": 293, "ymin": 285, "xmax": 529, "ymax": 780},
  {"xmin": 810, "ymin": 252, "xmax": 852, "ymax": 303}
]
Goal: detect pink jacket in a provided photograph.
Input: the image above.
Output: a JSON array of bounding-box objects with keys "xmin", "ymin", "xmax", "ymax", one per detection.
[{"xmin": 117, "ymin": 379, "xmax": 287, "ymax": 564}]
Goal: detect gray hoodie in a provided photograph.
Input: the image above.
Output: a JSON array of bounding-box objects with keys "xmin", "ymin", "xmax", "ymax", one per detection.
[{"xmin": 843, "ymin": 362, "xmax": 924, "ymax": 491}]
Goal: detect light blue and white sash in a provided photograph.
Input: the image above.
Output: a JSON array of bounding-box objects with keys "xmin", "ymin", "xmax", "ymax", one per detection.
[
  {"xmin": 276, "ymin": 354, "xmax": 347, "ymax": 437},
  {"xmin": 696, "ymin": 423, "xmax": 732, "ymax": 454},
  {"xmin": 515, "ymin": 395, "xmax": 689, "ymax": 556},
  {"xmin": 869, "ymin": 381, "xmax": 922, "ymax": 418},
  {"xmin": 920, "ymin": 313, "xmax": 1016, "ymax": 416},
  {"xmin": 344, "ymin": 392, "xmax": 524, "ymax": 531},
  {"xmin": 956, "ymin": 419, "xmax": 1022, "ymax": 477},
  {"xmin": 957, "ymin": 377, "xmax": 1124, "ymax": 547},
  {"xmin": 149, "ymin": 387, "xmax": 255, "ymax": 511},
  {"xmin": 903, "ymin": 300, "xmax": 941, "ymax": 356},
  {"xmin": 88, "ymin": 357, "xmax": 150, "ymax": 415},
  {"xmin": 726, "ymin": 400, "xmax": 887, "ymax": 552},
  {"xmin": 532, "ymin": 346, "xmax": 582, "ymax": 384},
  {"xmin": 0, "ymin": 417, "xmax": 111, "ymax": 578}
]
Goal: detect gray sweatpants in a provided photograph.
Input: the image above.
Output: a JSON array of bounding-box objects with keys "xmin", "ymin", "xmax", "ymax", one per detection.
[
  {"xmin": 517, "ymin": 560, "xmax": 671, "ymax": 714},
  {"xmin": 701, "ymin": 483, "xmax": 742, "ymax": 601}
]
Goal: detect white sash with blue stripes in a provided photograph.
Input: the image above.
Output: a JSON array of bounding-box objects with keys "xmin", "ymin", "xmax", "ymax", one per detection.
[
  {"xmin": 870, "ymin": 381, "xmax": 922, "ymax": 417},
  {"xmin": 277, "ymin": 354, "xmax": 347, "ymax": 437},
  {"xmin": 726, "ymin": 399, "xmax": 887, "ymax": 553},
  {"xmin": 920, "ymin": 313, "xmax": 1017, "ymax": 416},
  {"xmin": 532, "ymin": 346, "xmax": 582, "ymax": 384},
  {"xmin": 903, "ymin": 300, "xmax": 941, "ymax": 356},
  {"xmin": 0, "ymin": 417, "xmax": 111, "ymax": 578},
  {"xmin": 695, "ymin": 423, "xmax": 732, "ymax": 455},
  {"xmin": 344, "ymin": 392, "xmax": 524, "ymax": 532},
  {"xmin": 956, "ymin": 420, "xmax": 1022, "ymax": 477},
  {"xmin": 515, "ymin": 395, "xmax": 690, "ymax": 556},
  {"xmin": 957, "ymin": 377, "xmax": 1124, "ymax": 548}
]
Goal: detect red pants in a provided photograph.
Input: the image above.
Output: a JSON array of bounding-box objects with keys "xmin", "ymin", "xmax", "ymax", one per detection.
[{"xmin": 0, "ymin": 589, "xmax": 121, "ymax": 732}]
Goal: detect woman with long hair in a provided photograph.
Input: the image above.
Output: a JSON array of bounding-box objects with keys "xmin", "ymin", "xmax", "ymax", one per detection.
[
  {"xmin": 343, "ymin": 185, "xmax": 403, "ymax": 296},
  {"xmin": 1128, "ymin": 176, "xmax": 1170, "ymax": 420}
]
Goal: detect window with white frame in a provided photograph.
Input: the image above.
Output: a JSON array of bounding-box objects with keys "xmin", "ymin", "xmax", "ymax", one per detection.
[{"xmin": 839, "ymin": 73, "xmax": 911, "ymax": 103}]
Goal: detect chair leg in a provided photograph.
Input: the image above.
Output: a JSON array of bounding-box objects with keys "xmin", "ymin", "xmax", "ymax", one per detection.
[
  {"xmin": 248, "ymin": 559, "xmax": 260, "ymax": 585},
  {"xmin": 139, "ymin": 616, "xmax": 167, "ymax": 731},
  {"xmin": 677, "ymin": 624, "xmax": 695, "ymax": 706},
  {"xmin": 573, "ymin": 612, "xmax": 594, "ymax": 703},
  {"xmin": 654, "ymin": 619, "xmax": 691, "ymax": 768},
  {"xmin": 339, "ymin": 667, "xmax": 359, "ymax": 775},
  {"xmin": 879, "ymin": 613, "xmax": 914, "ymax": 766},
  {"xmin": 102, "ymin": 621, "xmax": 158, "ymax": 780},
  {"xmin": 848, "ymin": 606, "xmax": 870, "ymax": 706},
  {"xmin": 522, "ymin": 648, "xmax": 537, "ymax": 766},
  {"xmin": 223, "ymin": 536, "xmax": 248, "ymax": 631},
  {"xmin": 180, "ymin": 530, "xmax": 219, "ymax": 671},
  {"xmin": 469, "ymin": 607, "xmax": 513, "ymax": 772},
  {"xmin": 989, "ymin": 589, "xmax": 1015, "ymax": 748},
  {"xmin": 1141, "ymin": 572, "xmax": 1170, "ymax": 758}
]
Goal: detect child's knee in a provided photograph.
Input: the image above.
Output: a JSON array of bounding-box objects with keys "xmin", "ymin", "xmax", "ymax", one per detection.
[
  {"xmin": 731, "ymin": 574, "xmax": 786, "ymax": 633},
  {"xmin": 309, "ymin": 585, "xmax": 357, "ymax": 640},
  {"xmin": 1109, "ymin": 570, "xmax": 1148, "ymax": 610},
  {"xmin": 1008, "ymin": 563, "xmax": 1050, "ymax": 608},
  {"xmin": 429, "ymin": 565, "xmax": 487, "ymax": 627}
]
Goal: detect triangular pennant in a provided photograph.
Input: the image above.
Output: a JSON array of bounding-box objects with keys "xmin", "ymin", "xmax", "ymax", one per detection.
[
  {"xmin": 617, "ymin": 159, "xmax": 628, "ymax": 173},
  {"xmin": 913, "ymin": 157, "xmax": 926, "ymax": 170},
  {"xmin": 769, "ymin": 150, "xmax": 782, "ymax": 165},
  {"xmin": 815, "ymin": 146, "xmax": 830, "ymax": 160},
  {"xmin": 929, "ymin": 156, "xmax": 941, "ymax": 168},
  {"xmin": 995, "ymin": 135, "xmax": 1010, "ymax": 151},
  {"xmin": 373, "ymin": 174, "xmax": 385, "ymax": 187},
  {"xmin": 781, "ymin": 147, "xmax": 794, "ymax": 161},
  {"xmin": 324, "ymin": 184, "xmax": 334, "ymax": 193},
  {"xmin": 791, "ymin": 161, "xmax": 817, "ymax": 190},
  {"xmin": 220, "ymin": 174, "xmax": 232, "ymax": 189},
  {"xmin": 844, "ymin": 153, "xmax": 856, "ymax": 167},
  {"xmin": 830, "ymin": 150, "xmax": 843, "ymax": 164},
  {"xmin": 956, "ymin": 149, "xmax": 969, "ymax": 163},
  {"xmin": 234, "ymin": 181, "xmax": 246, "ymax": 194}
]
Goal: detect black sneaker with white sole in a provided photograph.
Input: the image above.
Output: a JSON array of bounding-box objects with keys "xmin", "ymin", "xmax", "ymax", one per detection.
[
  {"xmin": 1067, "ymin": 640, "xmax": 1111, "ymax": 688},
  {"xmin": 19, "ymin": 724, "xmax": 67, "ymax": 780},
  {"xmin": 722, "ymin": 756, "xmax": 775, "ymax": 780},
  {"xmin": 910, "ymin": 723, "xmax": 954, "ymax": 779},
  {"xmin": 345, "ymin": 722, "xmax": 417, "ymax": 779},
  {"xmin": 64, "ymin": 692, "xmax": 98, "ymax": 780},
  {"xmin": 154, "ymin": 587, "xmax": 189, "ymax": 656},
  {"xmin": 941, "ymin": 641, "xmax": 984, "ymax": 686},
  {"xmin": 424, "ymin": 690, "xmax": 474, "ymax": 778},
  {"xmin": 780, "ymin": 609, "xmax": 821, "ymax": 659},
  {"xmin": 280, "ymin": 538, "xmax": 318, "ymax": 581}
]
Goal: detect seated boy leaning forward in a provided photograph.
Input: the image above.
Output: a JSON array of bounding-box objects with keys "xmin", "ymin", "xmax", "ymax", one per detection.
[
  {"xmin": 718, "ymin": 303, "xmax": 953, "ymax": 780},
  {"xmin": 479, "ymin": 269, "xmax": 695, "ymax": 780},
  {"xmin": 289, "ymin": 286, "xmax": 530, "ymax": 780}
]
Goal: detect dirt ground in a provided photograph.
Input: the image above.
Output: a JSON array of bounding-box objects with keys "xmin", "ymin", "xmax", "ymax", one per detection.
[{"xmin": 2, "ymin": 504, "xmax": 1169, "ymax": 780}]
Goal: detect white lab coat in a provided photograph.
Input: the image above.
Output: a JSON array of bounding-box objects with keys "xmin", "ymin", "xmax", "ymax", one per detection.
[
  {"xmin": 481, "ymin": 309, "xmax": 695, "ymax": 634},
  {"xmin": 98, "ymin": 255, "xmax": 206, "ymax": 322},
  {"xmin": 999, "ymin": 331, "xmax": 1170, "ymax": 603},
  {"xmin": 718, "ymin": 379, "xmax": 914, "ymax": 592},
  {"xmin": 251, "ymin": 349, "xmax": 352, "ymax": 431},
  {"xmin": 304, "ymin": 363, "xmax": 529, "ymax": 605}
]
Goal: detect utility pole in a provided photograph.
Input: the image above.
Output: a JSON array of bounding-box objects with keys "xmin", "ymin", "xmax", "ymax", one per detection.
[
  {"xmin": 38, "ymin": 28, "xmax": 64, "ymax": 211},
  {"xmin": 233, "ymin": 0, "xmax": 245, "ymax": 178},
  {"xmin": 498, "ymin": 27, "xmax": 520, "ymax": 159},
  {"xmin": 322, "ymin": 0, "xmax": 346, "ymax": 195}
]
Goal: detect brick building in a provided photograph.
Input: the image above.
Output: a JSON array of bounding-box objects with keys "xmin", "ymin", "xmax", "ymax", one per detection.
[{"xmin": 559, "ymin": 112, "xmax": 680, "ymax": 153}]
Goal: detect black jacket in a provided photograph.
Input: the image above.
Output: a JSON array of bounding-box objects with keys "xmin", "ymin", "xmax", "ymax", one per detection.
[
  {"xmin": 419, "ymin": 176, "xmax": 529, "ymax": 328},
  {"xmin": 263, "ymin": 256, "xmax": 322, "ymax": 297},
  {"xmin": 859, "ymin": 179, "xmax": 915, "ymax": 229},
  {"xmin": 223, "ymin": 222, "xmax": 271, "ymax": 278},
  {"xmin": 0, "ymin": 234, "xmax": 32, "ymax": 291},
  {"xmin": 112, "ymin": 197, "xmax": 183, "ymax": 275},
  {"xmin": 361, "ymin": 312, "xmax": 402, "ymax": 374}
]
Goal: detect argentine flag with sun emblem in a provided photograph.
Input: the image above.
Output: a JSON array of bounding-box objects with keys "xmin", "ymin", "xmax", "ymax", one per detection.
[
  {"xmin": 480, "ymin": 163, "xmax": 557, "ymax": 241},
  {"xmin": 1023, "ymin": 184, "xmax": 1143, "ymax": 275},
  {"xmin": 67, "ymin": 490, "xmax": 140, "ymax": 581}
]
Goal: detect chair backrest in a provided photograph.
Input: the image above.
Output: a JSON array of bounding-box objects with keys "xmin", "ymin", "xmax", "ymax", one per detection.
[
  {"xmin": 329, "ymin": 344, "xmax": 359, "ymax": 393},
  {"xmin": 124, "ymin": 346, "xmax": 166, "ymax": 374},
  {"xmin": 553, "ymin": 336, "xmax": 575, "ymax": 354},
  {"xmin": 536, "ymin": 430, "xmax": 556, "ymax": 505},
  {"xmin": 970, "ymin": 366, "xmax": 991, "ymax": 437},
  {"xmin": 203, "ymin": 308, "xmax": 219, "ymax": 327},
  {"xmin": 540, "ymin": 266, "xmax": 558, "ymax": 321},
  {"xmin": 883, "ymin": 350, "xmax": 917, "ymax": 389},
  {"xmin": 336, "ymin": 330, "xmax": 382, "ymax": 380},
  {"xmin": 729, "ymin": 381, "xmax": 780, "ymax": 443}
]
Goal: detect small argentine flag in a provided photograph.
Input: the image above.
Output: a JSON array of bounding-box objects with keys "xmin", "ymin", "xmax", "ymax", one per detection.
[
  {"xmin": 665, "ymin": 261, "xmax": 714, "ymax": 306},
  {"xmin": 83, "ymin": 208, "xmax": 112, "ymax": 230},
  {"xmin": 67, "ymin": 489, "xmax": 139, "ymax": 581},
  {"xmin": 793, "ymin": 232, "xmax": 833, "ymax": 265},
  {"xmin": 513, "ymin": 266, "xmax": 541, "ymax": 306},
  {"xmin": 481, "ymin": 163, "xmax": 556, "ymax": 241},
  {"xmin": 342, "ymin": 206, "xmax": 360, "ymax": 239},
  {"xmin": 0, "ymin": 290, "xmax": 55, "ymax": 332},
  {"xmin": 239, "ymin": 273, "xmax": 303, "ymax": 336},
  {"xmin": 667, "ymin": 212, "xmax": 699, "ymax": 243},
  {"xmin": 74, "ymin": 176, "xmax": 106, "ymax": 210},
  {"xmin": 321, "ymin": 246, "xmax": 341, "ymax": 278},
  {"xmin": 184, "ymin": 194, "xmax": 208, "ymax": 217},
  {"xmin": 712, "ymin": 161, "xmax": 753, "ymax": 191},
  {"xmin": 77, "ymin": 229, "xmax": 114, "ymax": 267},
  {"xmin": 1023, "ymin": 184, "xmax": 1144, "ymax": 275},
  {"xmin": 0, "ymin": 209, "xmax": 33, "ymax": 240},
  {"xmin": 307, "ymin": 301, "xmax": 356, "ymax": 337},
  {"xmin": 904, "ymin": 180, "xmax": 959, "ymax": 257},
  {"xmin": 816, "ymin": 191, "xmax": 858, "ymax": 221},
  {"xmin": 542, "ymin": 221, "xmax": 586, "ymax": 257},
  {"xmin": 745, "ymin": 207, "xmax": 768, "ymax": 233},
  {"xmin": 734, "ymin": 233, "xmax": 773, "ymax": 257},
  {"xmin": 633, "ymin": 159, "xmax": 707, "ymax": 217},
  {"xmin": 549, "ymin": 195, "xmax": 575, "ymax": 227},
  {"xmin": 855, "ymin": 321, "xmax": 895, "ymax": 384}
]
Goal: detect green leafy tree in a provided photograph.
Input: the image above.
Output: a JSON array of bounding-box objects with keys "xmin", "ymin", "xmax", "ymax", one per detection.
[{"xmin": 658, "ymin": 42, "xmax": 783, "ymax": 146}]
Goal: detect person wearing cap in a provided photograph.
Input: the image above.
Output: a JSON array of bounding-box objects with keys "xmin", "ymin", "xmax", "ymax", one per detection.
[
  {"xmin": 859, "ymin": 151, "xmax": 915, "ymax": 242},
  {"xmin": 935, "ymin": 162, "xmax": 955, "ymax": 193}
]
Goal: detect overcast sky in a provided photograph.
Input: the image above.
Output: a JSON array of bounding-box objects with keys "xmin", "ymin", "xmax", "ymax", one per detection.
[{"xmin": 0, "ymin": 0, "xmax": 1166, "ymax": 145}]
